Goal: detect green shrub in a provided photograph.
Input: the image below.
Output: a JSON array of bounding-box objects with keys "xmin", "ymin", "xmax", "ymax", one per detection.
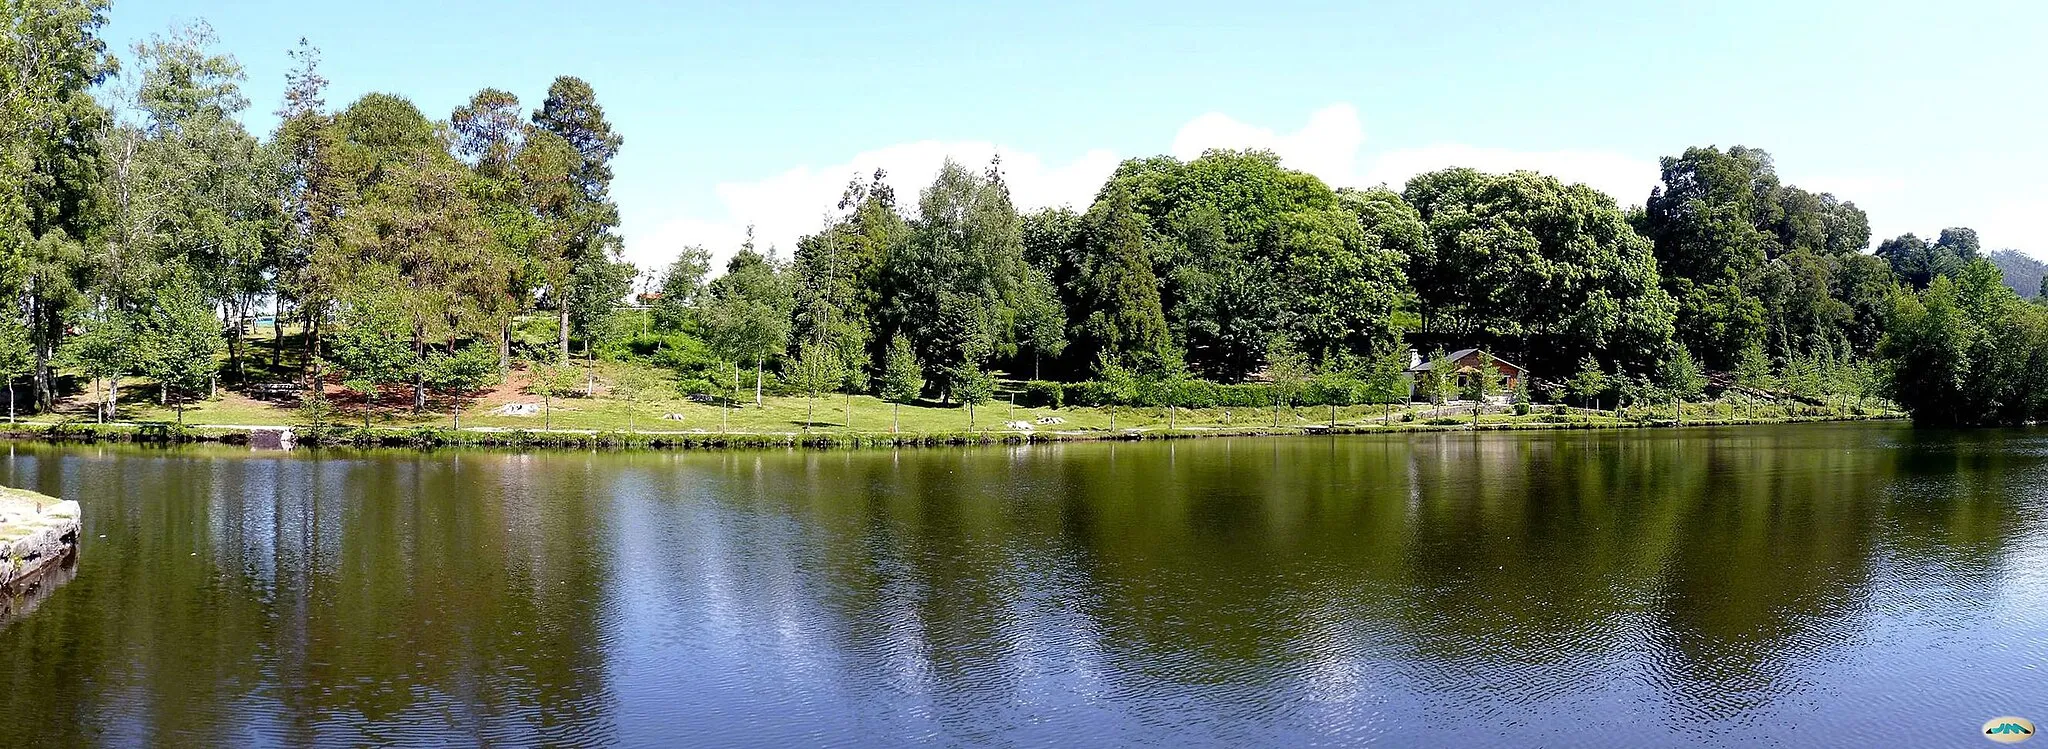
[
  {"xmin": 1423, "ymin": 417, "xmax": 1465, "ymax": 426},
  {"xmin": 1064, "ymin": 381, "xmax": 1109, "ymax": 407},
  {"xmin": 1061, "ymin": 379, "xmax": 1279, "ymax": 409},
  {"xmin": 1023, "ymin": 380, "xmax": 1064, "ymax": 408},
  {"xmin": 1513, "ymin": 402, "xmax": 1530, "ymax": 416}
]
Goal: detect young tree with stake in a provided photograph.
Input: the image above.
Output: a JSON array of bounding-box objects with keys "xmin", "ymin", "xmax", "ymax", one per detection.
[
  {"xmin": 60, "ymin": 311, "xmax": 138, "ymax": 423},
  {"xmin": 140, "ymin": 276, "xmax": 227, "ymax": 425},
  {"xmin": 1660, "ymin": 347, "xmax": 1707, "ymax": 425},
  {"xmin": 1097, "ymin": 353, "xmax": 1139, "ymax": 431},
  {"xmin": 789, "ymin": 340, "xmax": 844, "ymax": 430},
  {"xmin": 425, "ymin": 343, "xmax": 500, "ymax": 430},
  {"xmin": 1266, "ymin": 338, "xmax": 1310, "ymax": 428},
  {"xmin": 1365, "ymin": 347, "xmax": 1410, "ymax": 424},
  {"xmin": 1421, "ymin": 349, "xmax": 1455, "ymax": 418},
  {"xmin": 530, "ymin": 362, "xmax": 582, "ymax": 430},
  {"xmin": 1567, "ymin": 355, "xmax": 1608, "ymax": 421},
  {"xmin": 1734, "ymin": 342, "xmax": 1774, "ymax": 421},
  {"xmin": 880, "ymin": 335, "xmax": 924, "ymax": 434},
  {"xmin": 0, "ymin": 319, "xmax": 32, "ymax": 424},
  {"xmin": 1150, "ymin": 351, "xmax": 1192, "ymax": 431},
  {"xmin": 1464, "ymin": 353, "xmax": 1502, "ymax": 428}
]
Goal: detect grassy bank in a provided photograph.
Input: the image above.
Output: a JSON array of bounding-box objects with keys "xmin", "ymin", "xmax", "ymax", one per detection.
[
  {"xmin": 0, "ymin": 358, "xmax": 1903, "ymax": 450},
  {"xmin": 0, "ymin": 399, "xmax": 1904, "ymax": 450}
]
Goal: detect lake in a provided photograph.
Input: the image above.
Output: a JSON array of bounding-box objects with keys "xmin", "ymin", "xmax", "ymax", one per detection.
[{"xmin": 2, "ymin": 423, "xmax": 2045, "ymax": 747}]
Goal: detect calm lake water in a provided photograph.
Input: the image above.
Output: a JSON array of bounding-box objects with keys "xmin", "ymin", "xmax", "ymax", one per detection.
[{"xmin": 2, "ymin": 423, "xmax": 2046, "ymax": 747}]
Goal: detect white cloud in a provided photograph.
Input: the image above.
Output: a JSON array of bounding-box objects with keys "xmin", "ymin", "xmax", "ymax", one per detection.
[
  {"xmin": 1170, "ymin": 103, "xmax": 1367, "ymax": 186},
  {"xmin": 1795, "ymin": 174, "xmax": 1908, "ymax": 199},
  {"xmin": 626, "ymin": 141, "xmax": 1119, "ymax": 274},
  {"xmin": 1963, "ymin": 197, "xmax": 2048, "ymax": 258},
  {"xmin": 1168, "ymin": 104, "xmax": 1663, "ymax": 207}
]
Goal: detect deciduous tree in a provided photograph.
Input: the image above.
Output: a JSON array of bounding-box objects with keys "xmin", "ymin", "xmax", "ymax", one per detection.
[{"xmin": 880, "ymin": 334, "xmax": 924, "ymax": 433}]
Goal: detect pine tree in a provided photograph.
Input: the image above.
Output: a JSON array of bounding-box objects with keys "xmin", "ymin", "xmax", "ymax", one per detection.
[{"xmin": 531, "ymin": 76, "xmax": 624, "ymax": 360}]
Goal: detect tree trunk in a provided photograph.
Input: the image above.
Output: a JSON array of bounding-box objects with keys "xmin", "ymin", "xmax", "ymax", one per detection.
[
  {"xmin": 754, "ymin": 358, "xmax": 764, "ymax": 406},
  {"xmin": 33, "ymin": 341, "xmax": 50, "ymax": 414},
  {"xmin": 499, "ymin": 318, "xmax": 512, "ymax": 374},
  {"xmin": 558, "ymin": 305, "xmax": 570, "ymax": 362},
  {"xmin": 108, "ymin": 376, "xmax": 119, "ymax": 422},
  {"xmin": 305, "ymin": 309, "xmax": 319, "ymax": 376},
  {"xmin": 32, "ymin": 299, "xmax": 53, "ymax": 413},
  {"xmin": 544, "ymin": 392, "xmax": 552, "ymax": 430},
  {"xmin": 805, "ymin": 391, "xmax": 815, "ymax": 431},
  {"xmin": 273, "ymin": 302, "xmax": 285, "ymax": 370},
  {"xmin": 845, "ymin": 392, "xmax": 852, "ymax": 430},
  {"xmin": 413, "ymin": 331, "xmax": 426, "ymax": 412},
  {"xmin": 892, "ymin": 403, "xmax": 900, "ymax": 434},
  {"xmin": 7, "ymin": 382, "xmax": 13, "ymax": 424},
  {"xmin": 224, "ymin": 300, "xmax": 240, "ymax": 384}
]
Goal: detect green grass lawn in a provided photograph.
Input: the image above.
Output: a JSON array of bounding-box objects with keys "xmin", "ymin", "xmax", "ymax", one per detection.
[{"xmin": 10, "ymin": 358, "xmax": 1897, "ymax": 435}]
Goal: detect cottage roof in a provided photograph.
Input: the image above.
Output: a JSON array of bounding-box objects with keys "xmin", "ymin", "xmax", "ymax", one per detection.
[{"xmin": 1406, "ymin": 348, "xmax": 1527, "ymax": 374}]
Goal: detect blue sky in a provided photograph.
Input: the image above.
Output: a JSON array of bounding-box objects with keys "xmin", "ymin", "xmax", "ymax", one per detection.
[{"xmin": 108, "ymin": 0, "xmax": 2048, "ymax": 270}]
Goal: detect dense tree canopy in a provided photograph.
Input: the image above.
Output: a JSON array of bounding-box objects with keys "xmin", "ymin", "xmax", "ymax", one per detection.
[
  {"xmin": 1635, "ymin": 145, "xmax": 1884, "ymax": 369},
  {"xmin": 1882, "ymin": 260, "xmax": 2048, "ymax": 425},
  {"xmin": 1403, "ymin": 168, "xmax": 1675, "ymax": 375},
  {"xmin": 1876, "ymin": 228, "xmax": 1981, "ymax": 290}
]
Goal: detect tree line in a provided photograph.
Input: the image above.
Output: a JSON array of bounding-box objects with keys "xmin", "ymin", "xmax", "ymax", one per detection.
[
  {"xmin": 2, "ymin": 6, "xmax": 633, "ymax": 423},
  {"xmin": 3, "ymin": 2, "xmax": 2042, "ymax": 428}
]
